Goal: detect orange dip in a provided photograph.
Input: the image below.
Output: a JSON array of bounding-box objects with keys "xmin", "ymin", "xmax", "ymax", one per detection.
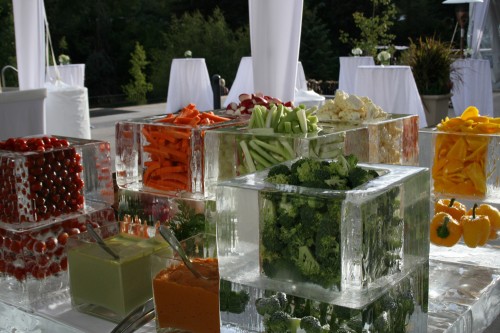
[{"xmin": 153, "ymin": 257, "xmax": 219, "ymax": 332}]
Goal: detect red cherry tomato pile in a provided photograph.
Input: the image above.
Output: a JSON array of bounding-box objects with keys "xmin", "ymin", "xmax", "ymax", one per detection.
[
  {"xmin": 0, "ymin": 136, "xmax": 85, "ymax": 223},
  {"xmin": 0, "ymin": 208, "xmax": 115, "ymax": 281}
]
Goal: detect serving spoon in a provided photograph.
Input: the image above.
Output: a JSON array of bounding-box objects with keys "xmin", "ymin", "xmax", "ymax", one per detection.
[
  {"xmin": 158, "ymin": 225, "xmax": 210, "ymax": 280},
  {"xmin": 85, "ymin": 223, "xmax": 120, "ymax": 260}
]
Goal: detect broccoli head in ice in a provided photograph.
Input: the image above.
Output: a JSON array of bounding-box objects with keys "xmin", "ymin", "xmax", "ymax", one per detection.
[
  {"xmin": 255, "ymin": 295, "xmax": 282, "ymax": 316},
  {"xmin": 300, "ymin": 316, "xmax": 322, "ymax": 333}
]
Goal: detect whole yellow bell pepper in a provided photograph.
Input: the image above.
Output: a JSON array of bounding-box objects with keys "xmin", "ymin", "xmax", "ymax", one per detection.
[
  {"xmin": 460, "ymin": 203, "xmax": 491, "ymax": 248},
  {"xmin": 469, "ymin": 203, "xmax": 500, "ymax": 240},
  {"xmin": 434, "ymin": 198, "xmax": 467, "ymax": 221},
  {"xmin": 430, "ymin": 212, "xmax": 463, "ymax": 247}
]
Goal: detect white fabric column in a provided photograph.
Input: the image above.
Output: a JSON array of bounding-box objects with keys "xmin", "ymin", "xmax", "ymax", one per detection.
[
  {"xmin": 249, "ymin": 0, "xmax": 303, "ymax": 103},
  {"xmin": 12, "ymin": 0, "xmax": 45, "ymax": 90},
  {"xmin": 469, "ymin": 0, "xmax": 489, "ymax": 57}
]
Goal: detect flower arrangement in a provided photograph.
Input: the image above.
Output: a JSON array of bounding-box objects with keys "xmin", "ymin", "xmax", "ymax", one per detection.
[
  {"xmin": 377, "ymin": 50, "xmax": 391, "ymax": 65},
  {"xmin": 58, "ymin": 54, "xmax": 71, "ymax": 65},
  {"xmin": 351, "ymin": 47, "xmax": 363, "ymax": 56},
  {"xmin": 184, "ymin": 50, "xmax": 192, "ymax": 58}
]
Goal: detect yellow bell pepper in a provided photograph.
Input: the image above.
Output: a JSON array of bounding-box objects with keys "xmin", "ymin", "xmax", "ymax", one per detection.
[
  {"xmin": 471, "ymin": 204, "xmax": 500, "ymax": 240},
  {"xmin": 434, "ymin": 198, "xmax": 467, "ymax": 221},
  {"xmin": 460, "ymin": 204, "xmax": 491, "ymax": 248},
  {"xmin": 430, "ymin": 212, "xmax": 463, "ymax": 247}
]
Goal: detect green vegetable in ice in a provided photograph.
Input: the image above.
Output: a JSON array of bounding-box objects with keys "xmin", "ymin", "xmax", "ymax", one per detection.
[
  {"xmin": 300, "ymin": 316, "xmax": 322, "ymax": 333},
  {"xmin": 219, "ymin": 280, "xmax": 250, "ymax": 314},
  {"xmin": 255, "ymin": 295, "xmax": 282, "ymax": 316},
  {"xmin": 265, "ymin": 311, "xmax": 302, "ymax": 333}
]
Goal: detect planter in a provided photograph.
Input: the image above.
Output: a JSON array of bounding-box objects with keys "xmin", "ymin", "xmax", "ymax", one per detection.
[{"xmin": 421, "ymin": 94, "xmax": 451, "ymax": 127}]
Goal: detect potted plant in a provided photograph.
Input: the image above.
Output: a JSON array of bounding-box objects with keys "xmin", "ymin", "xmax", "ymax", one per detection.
[{"xmin": 401, "ymin": 37, "xmax": 459, "ymax": 126}]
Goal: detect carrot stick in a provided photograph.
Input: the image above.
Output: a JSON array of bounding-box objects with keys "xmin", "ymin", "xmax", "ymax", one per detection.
[{"xmin": 199, "ymin": 112, "xmax": 231, "ymax": 123}]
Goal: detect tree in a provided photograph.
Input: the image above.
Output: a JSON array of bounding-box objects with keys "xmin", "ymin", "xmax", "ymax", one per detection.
[
  {"xmin": 339, "ymin": 0, "xmax": 397, "ymax": 56},
  {"xmin": 122, "ymin": 42, "xmax": 153, "ymax": 105}
]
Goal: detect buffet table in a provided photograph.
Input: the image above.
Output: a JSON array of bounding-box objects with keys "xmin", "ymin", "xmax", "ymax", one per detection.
[
  {"xmin": 223, "ymin": 56, "xmax": 307, "ymax": 107},
  {"xmin": 47, "ymin": 64, "xmax": 86, "ymax": 87},
  {"xmin": 338, "ymin": 56, "xmax": 375, "ymax": 94},
  {"xmin": 451, "ymin": 58, "xmax": 493, "ymax": 117},
  {"xmin": 165, "ymin": 58, "xmax": 214, "ymax": 114},
  {"xmin": 1, "ymin": 258, "xmax": 498, "ymax": 333},
  {"xmin": 353, "ymin": 65, "xmax": 427, "ymax": 128}
]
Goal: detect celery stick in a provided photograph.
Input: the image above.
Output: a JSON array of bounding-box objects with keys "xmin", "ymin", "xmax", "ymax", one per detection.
[
  {"xmin": 252, "ymin": 139, "xmax": 290, "ymax": 158},
  {"xmin": 305, "ymin": 106, "xmax": 318, "ymax": 116},
  {"xmin": 271, "ymin": 104, "xmax": 284, "ymax": 130},
  {"xmin": 279, "ymin": 139, "xmax": 295, "ymax": 159},
  {"xmin": 239, "ymin": 140, "xmax": 256, "ymax": 173},
  {"xmin": 249, "ymin": 140, "xmax": 279, "ymax": 164},
  {"xmin": 249, "ymin": 149, "xmax": 272, "ymax": 168},
  {"xmin": 307, "ymin": 115, "xmax": 319, "ymax": 124},
  {"xmin": 265, "ymin": 105, "xmax": 276, "ymax": 128},
  {"xmin": 284, "ymin": 122, "xmax": 292, "ymax": 133},
  {"xmin": 292, "ymin": 123, "xmax": 302, "ymax": 133},
  {"xmin": 247, "ymin": 128, "xmax": 275, "ymax": 135},
  {"xmin": 296, "ymin": 108, "xmax": 308, "ymax": 133}
]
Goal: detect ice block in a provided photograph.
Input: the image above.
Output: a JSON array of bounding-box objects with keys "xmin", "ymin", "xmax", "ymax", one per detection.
[
  {"xmin": 214, "ymin": 160, "xmax": 430, "ymax": 297},
  {"xmin": 0, "ymin": 136, "xmax": 114, "ymax": 226},
  {"xmin": 0, "ymin": 202, "xmax": 116, "ymax": 309},
  {"xmin": 221, "ymin": 262, "xmax": 429, "ymax": 333},
  {"xmin": 419, "ymin": 127, "xmax": 500, "ymax": 202},
  {"xmin": 115, "ymin": 113, "xmax": 247, "ymax": 198},
  {"xmin": 67, "ymin": 224, "xmax": 169, "ymax": 322}
]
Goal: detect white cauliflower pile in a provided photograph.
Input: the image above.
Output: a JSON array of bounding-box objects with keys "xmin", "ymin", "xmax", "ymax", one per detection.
[{"xmin": 317, "ymin": 90, "xmax": 388, "ymax": 122}]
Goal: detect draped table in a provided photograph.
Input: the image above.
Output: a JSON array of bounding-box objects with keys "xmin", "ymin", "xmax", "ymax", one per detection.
[
  {"xmin": 165, "ymin": 58, "xmax": 213, "ymax": 114},
  {"xmin": 451, "ymin": 58, "xmax": 493, "ymax": 117},
  {"xmin": 353, "ymin": 65, "xmax": 426, "ymax": 128},
  {"xmin": 224, "ymin": 57, "xmax": 308, "ymax": 107},
  {"xmin": 338, "ymin": 56, "xmax": 375, "ymax": 94},
  {"xmin": 47, "ymin": 64, "xmax": 86, "ymax": 87}
]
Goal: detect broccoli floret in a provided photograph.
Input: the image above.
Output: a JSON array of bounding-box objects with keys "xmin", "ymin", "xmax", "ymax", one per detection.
[
  {"xmin": 255, "ymin": 296, "xmax": 282, "ymax": 316},
  {"xmin": 266, "ymin": 311, "xmax": 292, "ymax": 332},
  {"xmin": 276, "ymin": 292, "xmax": 288, "ymax": 309},
  {"xmin": 324, "ymin": 175, "xmax": 349, "ymax": 190},
  {"xmin": 344, "ymin": 154, "xmax": 359, "ymax": 170},
  {"xmin": 347, "ymin": 167, "xmax": 378, "ymax": 188},
  {"xmin": 268, "ymin": 164, "xmax": 291, "ymax": 177},
  {"xmin": 267, "ymin": 174, "xmax": 291, "ymax": 185},
  {"xmin": 219, "ymin": 280, "xmax": 250, "ymax": 314},
  {"xmin": 300, "ymin": 316, "xmax": 322, "ymax": 333},
  {"xmin": 295, "ymin": 246, "xmax": 320, "ymax": 276}
]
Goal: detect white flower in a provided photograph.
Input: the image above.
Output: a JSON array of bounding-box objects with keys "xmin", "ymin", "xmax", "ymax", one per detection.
[
  {"xmin": 377, "ymin": 51, "xmax": 391, "ymax": 62},
  {"xmin": 464, "ymin": 48, "xmax": 473, "ymax": 57},
  {"xmin": 58, "ymin": 54, "xmax": 70, "ymax": 65},
  {"xmin": 351, "ymin": 47, "xmax": 363, "ymax": 56},
  {"xmin": 184, "ymin": 50, "xmax": 192, "ymax": 58}
]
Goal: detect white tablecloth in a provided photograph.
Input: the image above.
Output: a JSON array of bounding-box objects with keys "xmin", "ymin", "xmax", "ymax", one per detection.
[
  {"xmin": 451, "ymin": 58, "xmax": 493, "ymax": 117},
  {"xmin": 47, "ymin": 64, "xmax": 85, "ymax": 87},
  {"xmin": 165, "ymin": 58, "xmax": 213, "ymax": 114},
  {"xmin": 224, "ymin": 57, "xmax": 307, "ymax": 107},
  {"xmin": 0, "ymin": 88, "xmax": 46, "ymax": 140},
  {"xmin": 353, "ymin": 65, "xmax": 426, "ymax": 127},
  {"xmin": 338, "ymin": 56, "xmax": 375, "ymax": 94}
]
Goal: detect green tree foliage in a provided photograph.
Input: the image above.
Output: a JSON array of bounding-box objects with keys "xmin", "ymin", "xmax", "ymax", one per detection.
[
  {"xmin": 148, "ymin": 8, "xmax": 250, "ymax": 101},
  {"xmin": 122, "ymin": 42, "xmax": 153, "ymax": 105},
  {"xmin": 0, "ymin": 0, "xmax": 16, "ymax": 87},
  {"xmin": 339, "ymin": 0, "xmax": 397, "ymax": 56},
  {"xmin": 300, "ymin": 5, "xmax": 336, "ymax": 81}
]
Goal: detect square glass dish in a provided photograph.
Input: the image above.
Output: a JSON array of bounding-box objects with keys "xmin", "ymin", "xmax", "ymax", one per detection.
[
  {"xmin": 115, "ymin": 113, "xmax": 247, "ymax": 198},
  {"xmin": 67, "ymin": 223, "xmax": 169, "ymax": 323},
  {"xmin": 0, "ymin": 135, "xmax": 114, "ymax": 226},
  {"xmin": 214, "ymin": 160, "xmax": 430, "ymax": 297},
  {"xmin": 0, "ymin": 201, "xmax": 116, "ymax": 309},
  {"xmin": 419, "ymin": 127, "xmax": 500, "ymax": 201},
  {"xmin": 152, "ymin": 233, "xmax": 219, "ymax": 333}
]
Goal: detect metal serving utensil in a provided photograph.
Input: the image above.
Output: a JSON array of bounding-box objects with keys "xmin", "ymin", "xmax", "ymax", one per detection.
[
  {"xmin": 110, "ymin": 298, "xmax": 155, "ymax": 333},
  {"xmin": 85, "ymin": 223, "xmax": 120, "ymax": 260},
  {"xmin": 158, "ymin": 225, "xmax": 210, "ymax": 280}
]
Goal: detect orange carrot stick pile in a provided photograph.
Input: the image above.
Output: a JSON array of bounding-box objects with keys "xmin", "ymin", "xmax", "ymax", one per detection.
[{"xmin": 142, "ymin": 104, "xmax": 231, "ymax": 192}]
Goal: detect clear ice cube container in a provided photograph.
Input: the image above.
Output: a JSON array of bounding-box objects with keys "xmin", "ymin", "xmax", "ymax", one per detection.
[
  {"xmin": 204, "ymin": 114, "xmax": 419, "ymax": 199},
  {"xmin": 0, "ymin": 201, "xmax": 116, "ymax": 309},
  {"xmin": 214, "ymin": 160, "xmax": 430, "ymax": 296},
  {"xmin": 67, "ymin": 223, "xmax": 169, "ymax": 323},
  {"xmin": 419, "ymin": 127, "xmax": 500, "ymax": 202},
  {"xmin": 115, "ymin": 114, "xmax": 247, "ymax": 198},
  {"xmin": 0, "ymin": 136, "xmax": 114, "ymax": 225},
  {"xmin": 221, "ymin": 262, "xmax": 428, "ymax": 333}
]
